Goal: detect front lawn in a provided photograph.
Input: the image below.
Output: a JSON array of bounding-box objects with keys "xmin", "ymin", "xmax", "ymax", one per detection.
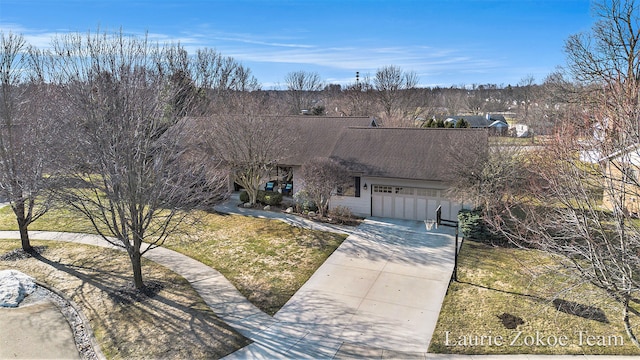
[
  {"xmin": 166, "ymin": 211, "xmax": 347, "ymax": 315},
  {"xmin": 0, "ymin": 205, "xmax": 347, "ymax": 315},
  {"xmin": 429, "ymin": 240, "xmax": 640, "ymax": 355}
]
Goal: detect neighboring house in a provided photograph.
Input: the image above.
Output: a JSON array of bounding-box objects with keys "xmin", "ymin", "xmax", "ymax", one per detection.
[
  {"xmin": 445, "ymin": 113, "xmax": 508, "ymax": 135},
  {"xmin": 512, "ymin": 123, "xmax": 530, "ymax": 138},
  {"xmin": 601, "ymin": 143, "xmax": 640, "ymax": 216},
  {"xmin": 270, "ymin": 116, "xmax": 488, "ymax": 221}
]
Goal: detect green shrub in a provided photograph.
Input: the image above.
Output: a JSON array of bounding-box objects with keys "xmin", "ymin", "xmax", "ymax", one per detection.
[
  {"xmin": 259, "ymin": 191, "xmax": 283, "ymax": 206},
  {"xmin": 456, "ymin": 118, "xmax": 470, "ymax": 128},
  {"xmin": 239, "ymin": 190, "xmax": 282, "ymax": 206},
  {"xmin": 458, "ymin": 208, "xmax": 508, "ymax": 246},
  {"xmin": 423, "ymin": 118, "xmax": 435, "ymax": 128}
]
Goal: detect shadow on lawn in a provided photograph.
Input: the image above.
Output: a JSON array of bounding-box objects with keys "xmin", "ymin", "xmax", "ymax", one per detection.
[
  {"xmin": 6, "ymin": 246, "xmax": 250, "ymax": 359},
  {"xmin": 457, "ymin": 280, "xmax": 610, "ymax": 324}
]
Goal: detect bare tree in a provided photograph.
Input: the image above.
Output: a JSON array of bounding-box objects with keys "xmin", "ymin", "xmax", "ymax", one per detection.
[
  {"xmin": 513, "ymin": 75, "xmax": 538, "ymax": 122},
  {"xmin": 440, "ymin": 86, "xmax": 467, "ymax": 117},
  {"xmin": 464, "ymin": 84, "xmax": 488, "ymax": 115},
  {"xmin": 284, "ymin": 70, "xmax": 324, "ymax": 115},
  {"xmin": 163, "ymin": 46, "xmax": 260, "ymax": 116},
  {"xmin": 447, "ymin": 143, "xmax": 534, "ymax": 235},
  {"xmin": 298, "ymin": 157, "xmax": 351, "ymax": 217},
  {"xmin": 340, "ymin": 72, "xmax": 375, "ymax": 116},
  {"xmin": 374, "ymin": 65, "xmax": 420, "ymax": 127},
  {"xmin": 48, "ymin": 31, "xmax": 226, "ymax": 290},
  {"xmin": 200, "ymin": 96, "xmax": 286, "ymax": 206},
  {"xmin": 564, "ymin": 0, "xmax": 640, "ymax": 139},
  {"xmin": 0, "ymin": 32, "xmax": 54, "ymax": 252},
  {"xmin": 462, "ymin": 0, "xmax": 640, "ymax": 347}
]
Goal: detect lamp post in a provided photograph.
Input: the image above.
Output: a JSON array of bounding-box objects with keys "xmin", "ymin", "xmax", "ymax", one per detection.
[{"xmin": 435, "ymin": 205, "xmax": 460, "ymax": 282}]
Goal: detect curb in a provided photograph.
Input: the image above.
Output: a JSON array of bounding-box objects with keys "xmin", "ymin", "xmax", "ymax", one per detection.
[{"xmin": 35, "ymin": 280, "xmax": 106, "ymax": 360}]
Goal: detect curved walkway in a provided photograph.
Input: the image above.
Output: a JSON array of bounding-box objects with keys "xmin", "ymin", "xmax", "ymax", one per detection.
[{"xmin": 0, "ymin": 229, "xmax": 271, "ymax": 337}]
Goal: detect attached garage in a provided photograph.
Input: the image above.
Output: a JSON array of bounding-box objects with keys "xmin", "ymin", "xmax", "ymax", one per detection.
[
  {"xmin": 371, "ymin": 184, "xmax": 462, "ymax": 221},
  {"xmin": 273, "ymin": 122, "xmax": 487, "ymax": 221}
]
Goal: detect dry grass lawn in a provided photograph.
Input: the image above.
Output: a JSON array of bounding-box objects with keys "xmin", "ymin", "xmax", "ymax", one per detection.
[
  {"xmin": 0, "ymin": 205, "xmax": 347, "ymax": 315},
  {"xmin": 0, "ymin": 240, "xmax": 250, "ymax": 359},
  {"xmin": 168, "ymin": 211, "xmax": 347, "ymax": 315},
  {"xmin": 0, "ymin": 201, "xmax": 348, "ymax": 357},
  {"xmin": 430, "ymin": 240, "xmax": 640, "ymax": 355}
]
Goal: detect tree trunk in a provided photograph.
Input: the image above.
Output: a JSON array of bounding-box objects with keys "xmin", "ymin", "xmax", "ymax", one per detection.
[
  {"xmin": 12, "ymin": 200, "xmax": 32, "ymax": 252},
  {"xmin": 319, "ymin": 196, "xmax": 328, "ymax": 217},
  {"xmin": 129, "ymin": 249, "xmax": 144, "ymax": 290},
  {"xmin": 18, "ymin": 222, "xmax": 31, "ymax": 252},
  {"xmin": 249, "ymin": 189, "xmax": 258, "ymax": 205}
]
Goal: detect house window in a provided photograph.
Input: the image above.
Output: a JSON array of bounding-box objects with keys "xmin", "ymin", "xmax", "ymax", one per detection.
[
  {"xmin": 373, "ymin": 185, "xmax": 392, "ymax": 193},
  {"xmin": 416, "ymin": 188, "xmax": 439, "ymax": 197},
  {"xmin": 336, "ymin": 177, "xmax": 361, "ymax": 197},
  {"xmin": 395, "ymin": 187, "xmax": 414, "ymax": 195}
]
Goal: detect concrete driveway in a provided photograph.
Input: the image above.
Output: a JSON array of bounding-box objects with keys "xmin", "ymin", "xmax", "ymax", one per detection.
[{"xmin": 226, "ymin": 217, "xmax": 456, "ymax": 358}]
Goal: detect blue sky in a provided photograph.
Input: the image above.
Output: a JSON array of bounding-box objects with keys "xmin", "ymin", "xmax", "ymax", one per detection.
[{"xmin": 0, "ymin": 0, "xmax": 594, "ymax": 88}]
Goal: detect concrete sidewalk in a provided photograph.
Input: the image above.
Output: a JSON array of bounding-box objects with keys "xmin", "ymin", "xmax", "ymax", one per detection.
[{"xmin": 0, "ymin": 299, "xmax": 80, "ymax": 359}]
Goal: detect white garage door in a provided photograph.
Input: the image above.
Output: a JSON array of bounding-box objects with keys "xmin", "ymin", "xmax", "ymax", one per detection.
[{"xmin": 371, "ymin": 185, "xmax": 461, "ymax": 221}]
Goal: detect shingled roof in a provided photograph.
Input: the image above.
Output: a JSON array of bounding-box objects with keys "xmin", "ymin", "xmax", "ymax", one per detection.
[
  {"xmin": 278, "ymin": 117, "xmax": 488, "ymax": 182},
  {"xmin": 276, "ymin": 116, "xmax": 378, "ymax": 165},
  {"xmin": 182, "ymin": 115, "xmax": 487, "ymax": 183},
  {"xmin": 445, "ymin": 114, "xmax": 507, "ymax": 128},
  {"xmin": 329, "ymin": 127, "xmax": 488, "ymax": 181}
]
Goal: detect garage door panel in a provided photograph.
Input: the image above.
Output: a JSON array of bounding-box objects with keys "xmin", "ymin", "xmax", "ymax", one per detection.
[
  {"xmin": 372, "ymin": 184, "xmax": 461, "ymax": 221},
  {"xmin": 405, "ymin": 198, "xmax": 416, "ymax": 220},
  {"xmin": 372, "ymin": 195, "xmax": 383, "ymax": 217},
  {"xmin": 440, "ymin": 201, "xmax": 451, "ymax": 221},
  {"xmin": 383, "ymin": 195, "xmax": 394, "ymax": 218},
  {"xmin": 416, "ymin": 199, "xmax": 427, "ymax": 221},
  {"xmin": 427, "ymin": 199, "xmax": 438, "ymax": 220},
  {"xmin": 394, "ymin": 197, "xmax": 404, "ymax": 218}
]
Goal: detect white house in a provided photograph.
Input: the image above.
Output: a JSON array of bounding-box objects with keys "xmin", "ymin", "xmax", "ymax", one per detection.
[{"xmin": 271, "ymin": 116, "xmax": 488, "ymax": 221}]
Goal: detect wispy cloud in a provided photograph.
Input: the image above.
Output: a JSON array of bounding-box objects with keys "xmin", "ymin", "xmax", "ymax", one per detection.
[{"xmin": 0, "ymin": 23, "xmax": 507, "ymax": 86}]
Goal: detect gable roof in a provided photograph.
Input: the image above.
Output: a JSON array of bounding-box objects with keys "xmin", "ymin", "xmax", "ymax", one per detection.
[
  {"xmin": 279, "ymin": 118, "xmax": 488, "ymax": 182},
  {"xmin": 329, "ymin": 127, "xmax": 488, "ymax": 181}
]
